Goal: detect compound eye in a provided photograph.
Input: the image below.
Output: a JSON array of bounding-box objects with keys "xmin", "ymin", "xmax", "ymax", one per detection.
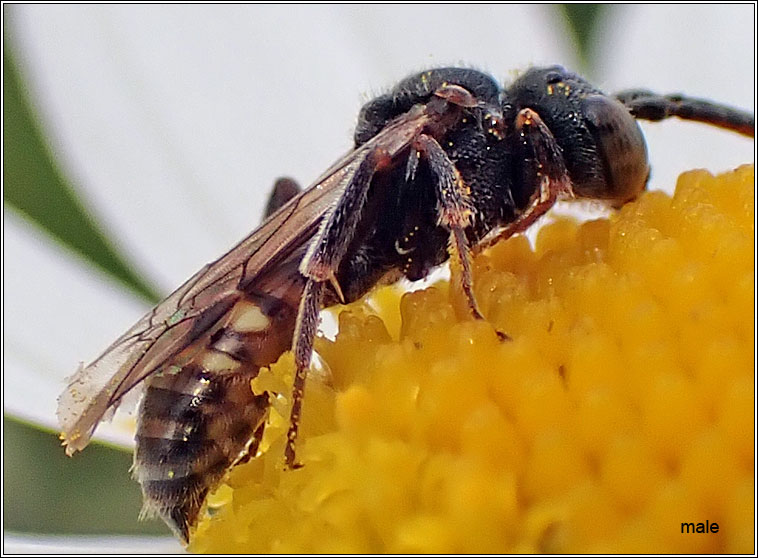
[{"xmin": 578, "ymin": 95, "xmax": 650, "ymax": 206}]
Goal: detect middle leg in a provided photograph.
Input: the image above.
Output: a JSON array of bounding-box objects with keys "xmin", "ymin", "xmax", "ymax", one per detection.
[{"xmin": 412, "ymin": 133, "xmax": 484, "ymax": 322}]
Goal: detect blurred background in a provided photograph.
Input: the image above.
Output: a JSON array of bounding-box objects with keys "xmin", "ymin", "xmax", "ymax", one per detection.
[{"xmin": 3, "ymin": 4, "xmax": 754, "ymax": 545}]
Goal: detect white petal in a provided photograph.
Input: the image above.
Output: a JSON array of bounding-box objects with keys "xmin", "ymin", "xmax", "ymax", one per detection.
[
  {"xmin": 4, "ymin": 211, "xmax": 145, "ymax": 449},
  {"xmin": 329, "ymin": 5, "xmax": 576, "ymax": 88},
  {"xmin": 9, "ymin": 5, "xmax": 575, "ymax": 294},
  {"xmin": 3, "ymin": 532, "xmax": 182, "ymax": 554},
  {"xmin": 5, "ymin": 5, "xmax": 577, "ymax": 440},
  {"xmin": 9, "ymin": 5, "xmax": 358, "ymax": 292},
  {"xmin": 596, "ymin": 4, "xmax": 754, "ymax": 193}
]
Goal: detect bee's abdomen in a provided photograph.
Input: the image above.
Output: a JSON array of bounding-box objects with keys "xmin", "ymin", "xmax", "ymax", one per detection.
[{"xmin": 134, "ymin": 290, "xmax": 300, "ymax": 542}]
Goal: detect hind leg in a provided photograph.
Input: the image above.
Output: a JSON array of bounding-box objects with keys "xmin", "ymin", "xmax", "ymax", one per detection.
[{"xmin": 263, "ymin": 177, "xmax": 303, "ymax": 219}]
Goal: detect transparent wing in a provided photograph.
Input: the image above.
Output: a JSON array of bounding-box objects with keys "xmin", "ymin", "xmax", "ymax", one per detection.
[{"xmin": 58, "ymin": 109, "xmax": 431, "ymax": 454}]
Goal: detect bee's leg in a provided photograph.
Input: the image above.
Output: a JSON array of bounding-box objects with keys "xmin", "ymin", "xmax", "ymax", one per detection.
[
  {"xmin": 474, "ymin": 108, "xmax": 573, "ymax": 254},
  {"xmin": 300, "ymin": 147, "xmax": 391, "ymax": 301},
  {"xmin": 285, "ymin": 277, "xmax": 324, "ymax": 468},
  {"xmin": 285, "ymin": 147, "xmax": 390, "ymax": 468},
  {"xmin": 614, "ymin": 89, "xmax": 754, "ymax": 138},
  {"xmin": 412, "ymin": 133, "xmax": 484, "ymax": 322},
  {"xmin": 264, "ymin": 177, "xmax": 303, "ymax": 219}
]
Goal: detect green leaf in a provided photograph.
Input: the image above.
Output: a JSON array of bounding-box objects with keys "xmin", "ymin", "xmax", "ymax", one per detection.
[
  {"xmin": 3, "ymin": 416, "xmax": 169, "ymax": 535},
  {"xmin": 558, "ymin": 4, "xmax": 609, "ymax": 73},
  {"xmin": 3, "ymin": 36, "xmax": 160, "ymax": 304}
]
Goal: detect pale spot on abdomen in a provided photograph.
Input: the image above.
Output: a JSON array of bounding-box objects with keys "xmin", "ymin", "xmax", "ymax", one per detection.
[{"xmin": 229, "ymin": 301, "xmax": 271, "ymax": 332}]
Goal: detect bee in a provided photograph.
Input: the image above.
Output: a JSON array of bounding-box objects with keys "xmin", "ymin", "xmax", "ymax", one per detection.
[{"xmin": 58, "ymin": 65, "xmax": 754, "ymax": 543}]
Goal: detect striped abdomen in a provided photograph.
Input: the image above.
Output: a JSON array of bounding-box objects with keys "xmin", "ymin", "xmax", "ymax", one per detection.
[{"xmin": 133, "ymin": 287, "xmax": 301, "ymax": 542}]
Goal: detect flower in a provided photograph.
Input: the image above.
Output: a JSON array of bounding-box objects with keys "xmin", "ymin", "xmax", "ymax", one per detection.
[
  {"xmin": 3, "ymin": 4, "xmax": 754, "ymax": 551},
  {"xmin": 188, "ymin": 166, "xmax": 754, "ymax": 553}
]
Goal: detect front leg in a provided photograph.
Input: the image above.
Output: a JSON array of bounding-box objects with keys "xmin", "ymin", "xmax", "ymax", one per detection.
[{"xmin": 476, "ymin": 108, "xmax": 574, "ymax": 254}]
